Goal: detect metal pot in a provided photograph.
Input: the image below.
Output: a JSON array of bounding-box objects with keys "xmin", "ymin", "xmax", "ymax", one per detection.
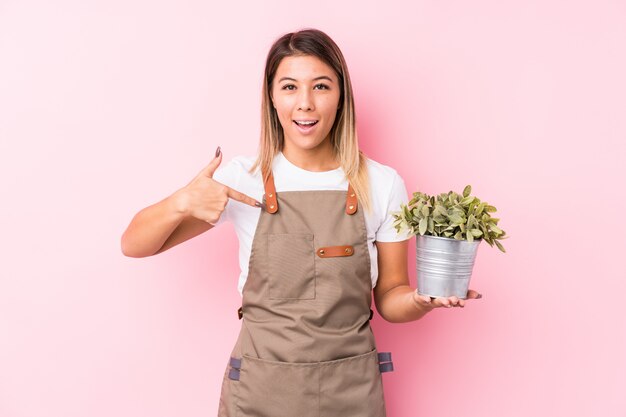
[{"xmin": 415, "ymin": 234, "xmax": 481, "ymax": 299}]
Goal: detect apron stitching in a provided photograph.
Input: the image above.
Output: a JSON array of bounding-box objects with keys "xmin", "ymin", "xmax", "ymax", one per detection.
[{"xmin": 240, "ymin": 348, "xmax": 377, "ymax": 367}]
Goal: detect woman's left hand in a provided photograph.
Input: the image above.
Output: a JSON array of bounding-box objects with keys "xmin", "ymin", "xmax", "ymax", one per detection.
[{"xmin": 412, "ymin": 289, "xmax": 482, "ymax": 309}]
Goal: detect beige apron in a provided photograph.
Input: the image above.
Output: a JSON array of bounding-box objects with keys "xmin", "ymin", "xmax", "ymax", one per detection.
[{"xmin": 217, "ymin": 168, "xmax": 394, "ymax": 417}]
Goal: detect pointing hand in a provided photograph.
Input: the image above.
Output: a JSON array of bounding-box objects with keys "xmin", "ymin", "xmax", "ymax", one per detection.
[{"xmin": 177, "ymin": 146, "xmax": 264, "ymax": 225}]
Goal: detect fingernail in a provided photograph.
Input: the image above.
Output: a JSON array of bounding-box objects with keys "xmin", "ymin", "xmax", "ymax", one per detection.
[
  {"xmin": 477, "ymin": 293, "xmax": 483, "ymax": 299},
  {"xmin": 215, "ymin": 146, "xmax": 221, "ymax": 157},
  {"xmin": 255, "ymin": 201, "xmax": 266, "ymax": 210}
]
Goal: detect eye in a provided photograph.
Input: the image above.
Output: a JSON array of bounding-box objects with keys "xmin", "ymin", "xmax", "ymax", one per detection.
[{"xmin": 281, "ymin": 83, "xmax": 330, "ymax": 91}]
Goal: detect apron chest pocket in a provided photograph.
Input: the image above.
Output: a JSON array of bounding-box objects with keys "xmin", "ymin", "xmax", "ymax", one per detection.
[{"xmin": 267, "ymin": 233, "xmax": 316, "ymax": 300}]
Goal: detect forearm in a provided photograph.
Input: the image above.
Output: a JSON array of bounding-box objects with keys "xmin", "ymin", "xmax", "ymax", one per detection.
[
  {"xmin": 121, "ymin": 190, "xmax": 188, "ymax": 258},
  {"xmin": 376, "ymin": 284, "xmax": 434, "ymax": 323}
]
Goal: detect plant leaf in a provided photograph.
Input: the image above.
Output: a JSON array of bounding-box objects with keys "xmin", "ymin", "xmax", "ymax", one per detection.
[
  {"xmin": 419, "ymin": 217, "xmax": 428, "ymax": 235},
  {"xmin": 450, "ymin": 214, "xmax": 464, "ymax": 225}
]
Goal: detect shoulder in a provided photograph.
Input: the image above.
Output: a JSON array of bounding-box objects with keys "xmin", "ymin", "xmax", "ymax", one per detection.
[
  {"xmin": 225, "ymin": 154, "xmax": 258, "ymax": 171},
  {"xmin": 214, "ymin": 153, "xmax": 259, "ymax": 176},
  {"xmin": 212, "ymin": 153, "xmax": 260, "ymax": 189},
  {"xmin": 364, "ymin": 157, "xmax": 412, "ymax": 242},
  {"xmin": 364, "ymin": 156, "xmax": 406, "ymax": 193}
]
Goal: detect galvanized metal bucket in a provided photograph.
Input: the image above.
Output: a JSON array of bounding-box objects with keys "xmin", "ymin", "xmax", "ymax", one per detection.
[{"xmin": 416, "ymin": 235, "xmax": 481, "ymax": 299}]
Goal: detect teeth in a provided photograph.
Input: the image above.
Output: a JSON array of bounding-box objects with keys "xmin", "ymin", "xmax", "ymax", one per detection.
[{"xmin": 295, "ymin": 120, "xmax": 317, "ymax": 125}]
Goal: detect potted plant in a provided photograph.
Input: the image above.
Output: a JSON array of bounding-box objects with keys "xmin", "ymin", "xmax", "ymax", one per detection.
[{"xmin": 392, "ymin": 185, "xmax": 507, "ymax": 299}]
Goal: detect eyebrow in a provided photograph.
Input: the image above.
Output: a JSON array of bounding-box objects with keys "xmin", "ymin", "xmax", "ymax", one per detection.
[{"xmin": 278, "ymin": 75, "xmax": 334, "ymax": 83}]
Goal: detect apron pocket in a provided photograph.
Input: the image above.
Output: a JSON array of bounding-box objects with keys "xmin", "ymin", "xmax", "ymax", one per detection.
[
  {"xmin": 319, "ymin": 348, "xmax": 387, "ymax": 417},
  {"xmin": 236, "ymin": 354, "xmax": 319, "ymax": 417},
  {"xmin": 267, "ymin": 233, "xmax": 316, "ymax": 300}
]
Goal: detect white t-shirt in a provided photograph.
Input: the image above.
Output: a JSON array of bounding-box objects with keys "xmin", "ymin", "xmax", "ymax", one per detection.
[{"xmin": 212, "ymin": 151, "xmax": 412, "ymax": 296}]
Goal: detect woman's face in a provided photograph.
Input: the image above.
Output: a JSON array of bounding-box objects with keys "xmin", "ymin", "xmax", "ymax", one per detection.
[{"xmin": 270, "ymin": 54, "xmax": 341, "ymax": 152}]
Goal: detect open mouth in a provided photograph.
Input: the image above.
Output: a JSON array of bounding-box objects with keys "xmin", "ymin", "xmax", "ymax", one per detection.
[{"xmin": 293, "ymin": 120, "xmax": 319, "ymax": 133}]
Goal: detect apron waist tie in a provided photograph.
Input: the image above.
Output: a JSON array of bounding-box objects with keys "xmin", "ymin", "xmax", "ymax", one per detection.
[
  {"xmin": 377, "ymin": 351, "xmax": 394, "ymax": 373},
  {"xmin": 227, "ymin": 357, "xmax": 241, "ymax": 380}
]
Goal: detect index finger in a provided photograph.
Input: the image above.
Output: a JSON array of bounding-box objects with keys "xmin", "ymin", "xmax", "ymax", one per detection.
[{"xmin": 226, "ymin": 186, "xmax": 263, "ymax": 209}]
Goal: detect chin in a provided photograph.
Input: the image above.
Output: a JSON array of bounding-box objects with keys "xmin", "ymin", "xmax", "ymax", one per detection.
[
  {"xmin": 289, "ymin": 138, "xmax": 327, "ymax": 151},
  {"xmin": 284, "ymin": 132, "xmax": 327, "ymax": 149}
]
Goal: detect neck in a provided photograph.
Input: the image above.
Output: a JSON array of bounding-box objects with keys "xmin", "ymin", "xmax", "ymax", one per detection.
[{"xmin": 282, "ymin": 141, "xmax": 340, "ymax": 172}]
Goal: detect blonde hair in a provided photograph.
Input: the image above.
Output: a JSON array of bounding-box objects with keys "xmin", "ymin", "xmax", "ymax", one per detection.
[{"xmin": 249, "ymin": 28, "xmax": 372, "ymax": 214}]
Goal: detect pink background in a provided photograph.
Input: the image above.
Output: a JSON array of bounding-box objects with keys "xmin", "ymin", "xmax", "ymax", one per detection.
[{"xmin": 1, "ymin": 1, "xmax": 625, "ymax": 416}]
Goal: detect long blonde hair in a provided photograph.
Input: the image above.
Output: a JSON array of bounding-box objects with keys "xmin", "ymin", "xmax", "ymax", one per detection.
[{"xmin": 249, "ymin": 28, "xmax": 372, "ymax": 213}]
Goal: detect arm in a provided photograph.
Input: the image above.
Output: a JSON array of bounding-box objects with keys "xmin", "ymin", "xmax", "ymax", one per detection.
[
  {"xmin": 373, "ymin": 240, "xmax": 433, "ymax": 323},
  {"xmin": 120, "ymin": 189, "xmax": 214, "ymax": 258},
  {"xmin": 373, "ymin": 240, "xmax": 479, "ymax": 323},
  {"xmin": 120, "ymin": 148, "xmax": 262, "ymax": 258}
]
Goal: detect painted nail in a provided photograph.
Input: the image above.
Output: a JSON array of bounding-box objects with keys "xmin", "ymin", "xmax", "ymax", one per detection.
[
  {"xmin": 215, "ymin": 146, "xmax": 221, "ymax": 157},
  {"xmin": 477, "ymin": 293, "xmax": 483, "ymax": 299},
  {"xmin": 255, "ymin": 201, "xmax": 266, "ymax": 210}
]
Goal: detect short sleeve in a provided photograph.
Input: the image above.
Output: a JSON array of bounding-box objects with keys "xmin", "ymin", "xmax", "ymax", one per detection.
[
  {"xmin": 375, "ymin": 172, "xmax": 412, "ymax": 242},
  {"xmin": 210, "ymin": 158, "xmax": 241, "ymax": 226}
]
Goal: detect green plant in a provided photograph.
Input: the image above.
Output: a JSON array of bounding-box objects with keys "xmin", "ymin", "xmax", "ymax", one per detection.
[{"xmin": 392, "ymin": 185, "xmax": 508, "ymax": 253}]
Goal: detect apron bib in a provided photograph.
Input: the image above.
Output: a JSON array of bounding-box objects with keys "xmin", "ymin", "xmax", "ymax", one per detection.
[{"xmin": 217, "ymin": 169, "xmax": 394, "ymax": 417}]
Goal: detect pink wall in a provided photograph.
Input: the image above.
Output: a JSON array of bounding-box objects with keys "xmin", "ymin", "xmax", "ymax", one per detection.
[{"xmin": 1, "ymin": 1, "xmax": 625, "ymax": 416}]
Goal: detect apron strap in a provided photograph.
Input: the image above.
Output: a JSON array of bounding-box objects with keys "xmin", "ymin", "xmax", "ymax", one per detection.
[
  {"xmin": 263, "ymin": 168, "xmax": 358, "ymax": 216},
  {"xmin": 263, "ymin": 169, "xmax": 279, "ymax": 214},
  {"xmin": 346, "ymin": 182, "xmax": 358, "ymax": 215}
]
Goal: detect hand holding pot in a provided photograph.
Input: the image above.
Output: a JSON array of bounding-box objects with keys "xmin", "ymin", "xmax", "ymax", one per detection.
[{"xmin": 412, "ymin": 289, "xmax": 482, "ymax": 309}]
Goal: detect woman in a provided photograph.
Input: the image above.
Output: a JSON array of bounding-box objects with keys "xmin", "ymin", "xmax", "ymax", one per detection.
[{"xmin": 121, "ymin": 28, "xmax": 481, "ymax": 417}]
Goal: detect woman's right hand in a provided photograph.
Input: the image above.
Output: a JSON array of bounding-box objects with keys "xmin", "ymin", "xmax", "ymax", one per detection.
[{"xmin": 174, "ymin": 147, "xmax": 264, "ymax": 225}]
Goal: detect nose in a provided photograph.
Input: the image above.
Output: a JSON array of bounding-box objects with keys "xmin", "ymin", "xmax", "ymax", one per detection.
[{"xmin": 297, "ymin": 88, "xmax": 314, "ymax": 111}]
